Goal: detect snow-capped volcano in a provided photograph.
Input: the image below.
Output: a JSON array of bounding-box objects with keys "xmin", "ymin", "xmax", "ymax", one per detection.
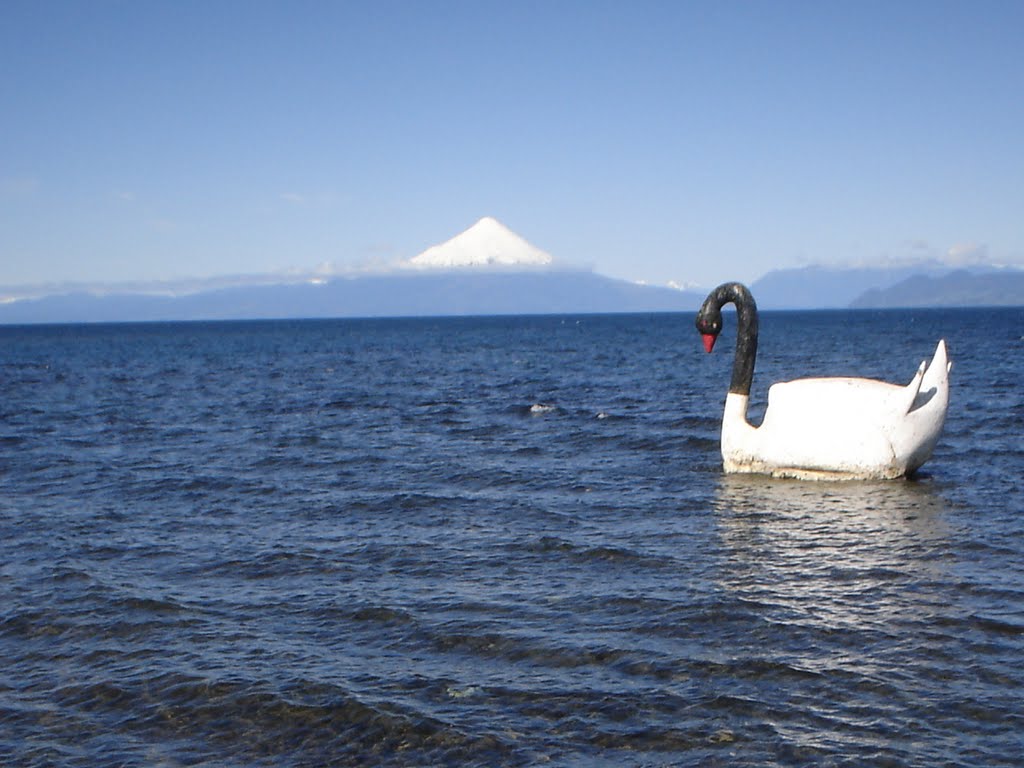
[{"xmin": 405, "ymin": 217, "xmax": 554, "ymax": 270}]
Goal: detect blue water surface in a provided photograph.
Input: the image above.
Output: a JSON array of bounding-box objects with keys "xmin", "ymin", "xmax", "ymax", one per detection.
[{"xmin": 1, "ymin": 308, "xmax": 1022, "ymax": 766}]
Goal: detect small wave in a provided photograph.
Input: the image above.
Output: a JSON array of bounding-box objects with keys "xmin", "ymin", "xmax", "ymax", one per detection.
[
  {"xmin": 47, "ymin": 674, "xmax": 516, "ymax": 766},
  {"xmin": 515, "ymin": 536, "xmax": 667, "ymax": 569},
  {"xmin": 322, "ymin": 398, "xmax": 358, "ymax": 411},
  {"xmin": 934, "ymin": 612, "xmax": 1024, "ymax": 637},
  {"xmin": 0, "ymin": 609, "xmax": 67, "ymax": 641},
  {"xmin": 512, "ymin": 445, "xmax": 543, "ymax": 456},
  {"xmin": 48, "ymin": 565, "xmax": 95, "ymax": 584},
  {"xmin": 428, "ymin": 625, "xmax": 630, "ymax": 670},
  {"xmin": 348, "ymin": 604, "xmax": 415, "ymax": 625},
  {"xmin": 195, "ymin": 550, "xmax": 352, "ymax": 580},
  {"xmin": 110, "ymin": 595, "xmax": 188, "ymax": 615}
]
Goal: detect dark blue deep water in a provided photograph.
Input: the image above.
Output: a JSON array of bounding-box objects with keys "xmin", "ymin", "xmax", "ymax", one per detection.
[{"xmin": 2, "ymin": 308, "xmax": 1023, "ymax": 766}]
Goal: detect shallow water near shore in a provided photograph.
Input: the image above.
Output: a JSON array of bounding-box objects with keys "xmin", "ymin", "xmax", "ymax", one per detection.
[{"xmin": 2, "ymin": 308, "xmax": 1023, "ymax": 766}]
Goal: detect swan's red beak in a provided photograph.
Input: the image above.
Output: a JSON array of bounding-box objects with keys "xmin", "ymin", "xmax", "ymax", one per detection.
[{"xmin": 701, "ymin": 333, "xmax": 717, "ymax": 353}]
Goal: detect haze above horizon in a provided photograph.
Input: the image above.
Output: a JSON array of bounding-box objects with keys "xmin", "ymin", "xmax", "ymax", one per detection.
[{"xmin": 2, "ymin": 1, "xmax": 1022, "ymax": 292}]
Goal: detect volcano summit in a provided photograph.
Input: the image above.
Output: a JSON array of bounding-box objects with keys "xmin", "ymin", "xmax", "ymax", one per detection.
[{"xmin": 405, "ymin": 217, "xmax": 554, "ymax": 270}]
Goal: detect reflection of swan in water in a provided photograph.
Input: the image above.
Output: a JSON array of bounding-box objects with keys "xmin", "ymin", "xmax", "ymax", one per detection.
[
  {"xmin": 712, "ymin": 475, "xmax": 950, "ymax": 633},
  {"xmin": 714, "ymin": 474, "xmax": 950, "ymax": 525},
  {"xmin": 709, "ymin": 477, "xmax": 957, "ymax": 757}
]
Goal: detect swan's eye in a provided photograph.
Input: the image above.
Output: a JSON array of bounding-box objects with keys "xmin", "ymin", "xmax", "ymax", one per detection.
[{"xmin": 696, "ymin": 317, "xmax": 721, "ymax": 335}]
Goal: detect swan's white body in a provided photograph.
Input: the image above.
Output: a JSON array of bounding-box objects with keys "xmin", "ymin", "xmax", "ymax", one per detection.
[{"xmin": 722, "ymin": 340, "xmax": 951, "ymax": 480}]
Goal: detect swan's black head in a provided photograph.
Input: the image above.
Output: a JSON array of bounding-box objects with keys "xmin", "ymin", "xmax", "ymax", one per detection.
[
  {"xmin": 695, "ymin": 282, "xmax": 756, "ymax": 354},
  {"xmin": 695, "ymin": 289, "xmax": 728, "ymax": 353},
  {"xmin": 695, "ymin": 303, "xmax": 722, "ymax": 352}
]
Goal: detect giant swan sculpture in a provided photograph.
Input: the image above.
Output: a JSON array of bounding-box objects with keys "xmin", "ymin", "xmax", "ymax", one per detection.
[{"xmin": 696, "ymin": 282, "xmax": 951, "ymax": 480}]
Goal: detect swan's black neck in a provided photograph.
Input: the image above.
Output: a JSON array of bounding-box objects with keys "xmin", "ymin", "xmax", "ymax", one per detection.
[{"xmin": 695, "ymin": 282, "xmax": 759, "ymax": 396}]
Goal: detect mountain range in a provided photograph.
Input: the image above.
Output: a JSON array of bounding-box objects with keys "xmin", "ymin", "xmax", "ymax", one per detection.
[
  {"xmin": 749, "ymin": 263, "xmax": 948, "ymax": 309},
  {"xmin": 850, "ymin": 269, "xmax": 1024, "ymax": 308},
  {"xmin": 2, "ymin": 218, "xmax": 1022, "ymax": 323},
  {"xmin": 0, "ymin": 218, "xmax": 703, "ymax": 323},
  {"xmin": 0, "ymin": 271, "xmax": 702, "ymax": 324},
  {"xmin": 751, "ymin": 264, "xmax": 1024, "ymax": 309}
]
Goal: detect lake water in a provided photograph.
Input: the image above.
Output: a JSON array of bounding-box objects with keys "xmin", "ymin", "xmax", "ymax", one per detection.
[{"xmin": 2, "ymin": 308, "xmax": 1022, "ymax": 766}]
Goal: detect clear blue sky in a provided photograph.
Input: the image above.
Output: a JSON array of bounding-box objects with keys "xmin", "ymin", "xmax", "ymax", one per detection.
[{"xmin": 2, "ymin": 0, "xmax": 1022, "ymax": 291}]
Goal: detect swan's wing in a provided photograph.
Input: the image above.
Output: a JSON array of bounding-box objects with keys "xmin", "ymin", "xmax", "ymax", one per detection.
[
  {"xmin": 752, "ymin": 379, "xmax": 903, "ymax": 476},
  {"xmin": 766, "ymin": 377, "xmax": 910, "ymax": 423},
  {"xmin": 767, "ymin": 341, "xmax": 950, "ymax": 420},
  {"xmin": 899, "ymin": 361, "xmax": 928, "ymax": 415}
]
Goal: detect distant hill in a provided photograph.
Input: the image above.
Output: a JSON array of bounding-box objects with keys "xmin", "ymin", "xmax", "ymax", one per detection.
[
  {"xmin": 750, "ymin": 263, "xmax": 1024, "ymax": 309},
  {"xmin": 750, "ymin": 264, "xmax": 951, "ymax": 309},
  {"xmin": 0, "ymin": 271, "xmax": 704, "ymax": 324},
  {"xmin": 851, "ymin": 270, "xmax": 1024, "ymax": 308}
]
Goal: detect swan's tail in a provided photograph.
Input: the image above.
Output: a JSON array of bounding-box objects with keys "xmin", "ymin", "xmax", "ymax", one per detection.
[
  {"xmin": 900, "ymin": 339, "xmax": 951, "ymax": 474},
  {"xmin": 905, "ymin": 339, "xmax": 950, "ymax": 415},
  {"xmin": 900, "ymin": 339, "xmax": 950, "ymax": 415},
  {"xmin": 921, "ymin": 339, "xmax": 951, "ymax": 390}
]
